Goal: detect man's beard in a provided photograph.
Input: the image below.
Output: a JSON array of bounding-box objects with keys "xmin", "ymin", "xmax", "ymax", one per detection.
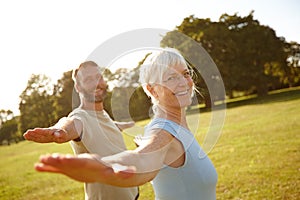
[{"xmin": 81, "ymin": 88, "xmax": 107, "ymax": 103}]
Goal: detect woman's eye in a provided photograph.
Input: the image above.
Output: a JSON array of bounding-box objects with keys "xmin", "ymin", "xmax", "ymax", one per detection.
[
  {"xmin": 183, "ymin": 71, "xmax": 191, "ymax": 78},
  {"xmin": 167, "ymin": 76, "xmax": 176, "ymax": 81}
]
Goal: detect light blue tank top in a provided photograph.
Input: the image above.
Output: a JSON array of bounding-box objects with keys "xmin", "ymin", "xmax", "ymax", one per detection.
[{"xmin": 145, "ymin": 118, "xmax": 218, "ymax": 200}]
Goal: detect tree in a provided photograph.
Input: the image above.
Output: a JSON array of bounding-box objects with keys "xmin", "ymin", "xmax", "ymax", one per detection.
[
  {"xmin": 163, "ymin": 12, "xmax": 296, "ymax": 98},
  {"xmin": 161, "ymin": 21, "xmax": 226, "ymax": 107},
  {"xmin": 0, "ymin": 116, "xmax": 19, "ymax": 145},
  {"xmin": 103, "ymin": 53, "xmax": 153, "ymax": 120},
  {"xmin": 129, "ymin": 86, "xmax": 152, "ymax": 121},
  {"xmin": 0, "ymin": 109, "xmax": 14, "ymax": 127},
  {"xmin": 224, "ymin": 12, "xmax": 286, "ymax": 95},
  {"xmin": 19, "ymin": 74, "xmax": 56, "ymax": 133},
  {"xmin": 277, "ymin": 41, "xmax": 300, "ymax": 87},
  {"xmin": 53, "ymin": 70, "xmax": 79, "ymax": 119}
]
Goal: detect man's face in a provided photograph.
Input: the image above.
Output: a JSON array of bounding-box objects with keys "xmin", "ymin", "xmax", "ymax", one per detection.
[{"xmin": 77, "ymin": 65, "xmax": 108, "ymax": 103}]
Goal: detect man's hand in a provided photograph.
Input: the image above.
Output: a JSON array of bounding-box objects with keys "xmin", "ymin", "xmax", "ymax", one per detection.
[
  {"xmin": 23, "ymin": 117, "xmax": 82, "ymax": 144},
  {"xmin": 23, "ymin": 128, "xmax": 69, "ymax": 143}
]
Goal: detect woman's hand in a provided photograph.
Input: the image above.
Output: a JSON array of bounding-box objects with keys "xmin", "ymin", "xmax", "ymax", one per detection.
[{"xmin": 35, "ymin": 153, "xmax": 136, "ymax": 183}]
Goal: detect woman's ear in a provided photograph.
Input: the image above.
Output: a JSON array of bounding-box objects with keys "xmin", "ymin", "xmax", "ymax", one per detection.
[
  {"xmin": 74, "ymin": 83, "xmax": 81, "ymax": 93},
  {"xmin": 146, "ymin": 84, "xmax": 158, "ymax": 98}
]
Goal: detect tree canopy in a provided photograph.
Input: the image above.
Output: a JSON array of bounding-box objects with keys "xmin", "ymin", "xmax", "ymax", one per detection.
[{"xmin": 162, "ymin": 12, "xmax": 300, "ymax": 98}]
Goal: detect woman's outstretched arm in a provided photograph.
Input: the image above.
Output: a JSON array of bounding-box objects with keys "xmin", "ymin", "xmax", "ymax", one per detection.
[
  {"xmin": 35, "ymin": 129, "xmax": 174, "ymax": 187},
  {"xmin": 35, "ymin": 153, "xmax": 136, "ymax": 183}
]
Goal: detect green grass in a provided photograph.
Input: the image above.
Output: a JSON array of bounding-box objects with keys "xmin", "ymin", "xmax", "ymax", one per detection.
[
  {"xmin": 1, "ymin": 88, "xmax": 299, "ymax": 199},
  {"xmin": 0, "ymin": 142, "xmax": 84, "ymax": 200}
]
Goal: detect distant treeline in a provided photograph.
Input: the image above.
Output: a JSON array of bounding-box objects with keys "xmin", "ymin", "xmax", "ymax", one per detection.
[{"xmin": 1, "ymin": 12, "xmax": 299, "ymax": 144}]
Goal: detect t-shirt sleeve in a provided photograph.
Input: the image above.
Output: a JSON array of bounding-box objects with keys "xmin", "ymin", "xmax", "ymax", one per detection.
[
  {"xmin": 67, "ymin": 111, "xmax": 84, "ymax": 141},
  {"xmin": 145, "ymin": 119, "xmax": 178, "ymax": 138}
]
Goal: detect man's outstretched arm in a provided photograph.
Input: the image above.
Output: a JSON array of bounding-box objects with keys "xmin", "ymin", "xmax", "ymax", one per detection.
[
  {"xmin": 114, "ymin": 121, "xmax": 135, "ymax": 131},
  {"xmin": 23, "ymin": 117, "xmax": 83, "ymax": 144}
]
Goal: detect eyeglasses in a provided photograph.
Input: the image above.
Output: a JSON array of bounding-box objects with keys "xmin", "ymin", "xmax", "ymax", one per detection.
[{"xmin": 162, "ymin": 69, "xmax": 193, "ymax": 85}]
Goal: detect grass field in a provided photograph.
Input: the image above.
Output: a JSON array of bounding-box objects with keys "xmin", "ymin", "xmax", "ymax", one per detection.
[{"xmin": 0, "ymin": 88, "xmax": 299, "ymax": 200}]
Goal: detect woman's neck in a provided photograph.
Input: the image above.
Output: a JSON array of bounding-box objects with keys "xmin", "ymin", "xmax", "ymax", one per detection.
[{"xmin": 154, "ymin": 105, "xmax": 188, "ymax": 129}]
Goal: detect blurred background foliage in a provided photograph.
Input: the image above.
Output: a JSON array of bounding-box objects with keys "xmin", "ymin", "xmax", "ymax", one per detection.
[{"xmin": 1, "ymin": 12, "xmax": 299, "ymax": 144}]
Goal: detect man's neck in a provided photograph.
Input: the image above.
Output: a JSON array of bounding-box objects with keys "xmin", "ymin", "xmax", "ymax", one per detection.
[{"xmin": 80, "ymin": 100, "xmax": 104, "ymax": 111}]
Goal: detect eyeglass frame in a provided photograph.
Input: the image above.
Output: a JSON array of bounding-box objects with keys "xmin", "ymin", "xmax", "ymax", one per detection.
[{"xmin": 162, "ymin": 68, "xmax": 194, "ymax": 85}]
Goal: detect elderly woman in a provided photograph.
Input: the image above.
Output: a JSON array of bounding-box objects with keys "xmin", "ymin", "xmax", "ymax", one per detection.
[{"xmin": 35, "ymin": 48, "xmax": 218, "ymax": 200}]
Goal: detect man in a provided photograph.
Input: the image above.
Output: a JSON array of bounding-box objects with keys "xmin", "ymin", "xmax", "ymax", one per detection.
[{"xmin": 24, "ymin": 61, "xmax": 139, "ymax": 200}]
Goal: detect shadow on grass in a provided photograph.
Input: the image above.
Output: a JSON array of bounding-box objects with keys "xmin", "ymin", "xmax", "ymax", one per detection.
[
  {"xmin": 187, "ymin": 87, "xmax": 300, "ymax": 115},
  {"xmin": 226, "ymin": 87, "xmax": 300, "ymax": 108}
]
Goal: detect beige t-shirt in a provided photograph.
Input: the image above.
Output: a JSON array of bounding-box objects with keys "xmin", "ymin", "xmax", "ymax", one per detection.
[{"xmin": 69, "ymin": 108, "xmax": 138, "ymax": 200}]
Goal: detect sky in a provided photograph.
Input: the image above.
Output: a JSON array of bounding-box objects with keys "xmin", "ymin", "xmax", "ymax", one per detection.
[{"xmin": 0, "ymin": 0, "xmax": 299, "ymax": 115}]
